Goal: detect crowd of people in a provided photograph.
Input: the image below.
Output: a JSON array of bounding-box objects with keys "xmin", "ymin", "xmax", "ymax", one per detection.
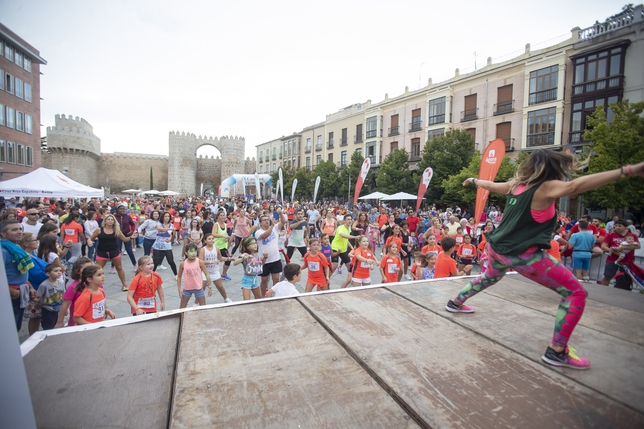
[{"xmin": 1, "ymin": 151, "xmax": 643, "ymax": 370}]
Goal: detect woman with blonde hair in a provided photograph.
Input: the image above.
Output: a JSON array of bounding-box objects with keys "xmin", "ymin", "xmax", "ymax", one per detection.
[{"xmin": 446, "ymin": 150, "xmax": 644, "ymax": 370}]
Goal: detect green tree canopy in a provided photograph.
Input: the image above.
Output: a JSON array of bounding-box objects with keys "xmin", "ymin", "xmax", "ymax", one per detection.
[
  {"xmin": 375, "ymin": 148, "xmax": 414, "ymax": 194},
  {"xmin": 417, "ymin": 129, "xmax": 475, "ymax": 204},
  {"xmin": 582, "ymin": 101, "xmax": 644, "ymax": 210},
  {"xmin": 314, "ymin": 160, "xmax": 340, "ymax": 201}
]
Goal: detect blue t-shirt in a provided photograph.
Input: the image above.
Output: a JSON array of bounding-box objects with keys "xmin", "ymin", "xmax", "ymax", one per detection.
[
  {"xmin": 1, "ymin": 248, "xmax": 29, "ymax": 285},
  {"xmin": 569, "ymin": 231, "xmax": 595, "ymax": 258}
]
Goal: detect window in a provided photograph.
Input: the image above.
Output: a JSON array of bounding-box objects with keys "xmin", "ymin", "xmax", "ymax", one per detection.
[
  {"xmin": 355, "ymin": 123, "xmax": 363, "ymax": 143},
  {"xmin": 316, "ymin": 155, "xmax": 321, "ymax": 165},
  {"xmin": 341, "ymin": 128, "xmax": 347, "ymax": 146},
  {"xmin": 410, "ymin": 108, "xmax": 422, "ymax": 131},
  {"xmin": 389, "ymin": 114, "xmax": 399, "ymax": 136},
  {"xmin": 272, "ymin": 147, "xmax": 277, "ymax": 159},
  {"xmin": 462, "ymin": 94, "xmax": 478, "ymax": 121},
  {"xmin": 428, "ymin": 128, "xmax": 444, "ymax": 141},
  {"xmin": 411, "ymin": 138, "xmax": 421, "ymax": 158},
  {"xmin": 366, "ymin": 116, "xmax": 377, "ymax": 138},
  {"xmin": 328, "ymin": 132, "xmax": 334, "ymax": 148},
  {"xmin": 4, "ymin": 43, "xmax": 13, "ymax": 61},
  {"xmin": 390, "ymin": 141, "xmax": 398, "ymax": 152},
  {"xmin": 0, "ymin": 68, "xmax": 3, "ymax": 90},
  {"xmin": 259, "ymin": 150, "xmax": 263, "ymax": 161},
  {"xmin": 6, "ymin": 107, "xmax": 15, "ymax": 128},
  {"xmin": 428, "ymin": 97, "xmax": 446, "ymax": 125},
  {"xmin": 0, "ymin": 104, "xmax": 4, "ymax": 126},
  {"xmin": 317, "ymin": 135, "xmax": 322, "ymax": 148},
  {"xmin": 496, "ymin": 122, "xmax": 513, "ymax": 150},
  {"xmin": 0, "ymin": 140, "xmax": 4, "ymax": 162},
  {"xmin": 328, "ymin": 153, "xmax": 333, "ymax": 162},
  {"xmin": 569, "ymin": 95, "xmax": 619, "ymax": 143},
  {"xmin": 259, "ymin": 165, "xmax": 263, "ymax": 173},
  {"xmin": 573, "ymin": 46, "xmax": 624, "ymax": 96},
  {"xmin": 279, "ymin": 146, "xmax": 283, "ymax": 158},
  {"xmin": 273, "ymin": 163, "xmax": 276, "ymax": 171},
  {"xmin": 7, "ymin": 141, "xmax": 15, "ymax": 163},
  {"xmin": 341, "ymin": 151, "xmax": 347, "ymax": 167},
  {"xmin": 306, "ymin": 138, "xmax": 311, "ymax": 152},
  {"xmin": 529, "ymin": 65, "xmax": 558, "ymax": 105},
  {"xmin": 15, "ymin": 51, "xmax": 23, "ymax": 68},
  {"xmin": 16, "ymin": 76, "xmax": 23, "ymax": 97},
  {"xmin": 26, "ymin": 146, "xmax": 33, "ymax": 166},
  {"xmin": 466, "ymin": 128, "xmax": 476, "ymax": 143},
  {"xmin": 17, "ymin": 144, "xmax": 24, "ymax": 165},
  {"xmin": 24, "ymin": 83, "xmax": 32, "ymax": 102},
  {"xmin": 495, "ymin": 85, "xmax": 514, "ymax": 115},
  {"xmin": 24, "ymin": 57, "xmax": 31, "ymax": 72},
  {"xmin": 367, "ymin": 142, "xmax": 376, "ymax": 164},
  {"xmin": 356, "ymin": 148, "xmax": 362, "ymax": 157},
  {"xmin": 16, "ymin": 111, "xmax": 24, "ymax": 131},
  {"xmin": 527, "ymin": 107, "xmax": 556, "ymax": 146},
  {"xmin": 306, "ymin": 157, "xmax": 310, "ymax": 169},
  {"xmin": 5, "ymin": 73, "xmax": 14, "ymax": 94}
]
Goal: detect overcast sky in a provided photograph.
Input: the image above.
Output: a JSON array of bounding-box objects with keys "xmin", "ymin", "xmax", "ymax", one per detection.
[{"xmin": 0, "ymin": 0, "xmax": 625, "ymax": 159}]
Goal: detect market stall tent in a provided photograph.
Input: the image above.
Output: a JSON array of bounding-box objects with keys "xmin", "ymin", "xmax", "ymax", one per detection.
[{"xmin": 0, "ymin": 168, "xmax": 104, "ymax": 198}]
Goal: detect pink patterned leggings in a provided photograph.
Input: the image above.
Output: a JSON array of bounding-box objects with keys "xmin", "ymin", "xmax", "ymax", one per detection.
[{"xmin": 454, "ymin": 245, "xmax": 587, "ymax": 347}]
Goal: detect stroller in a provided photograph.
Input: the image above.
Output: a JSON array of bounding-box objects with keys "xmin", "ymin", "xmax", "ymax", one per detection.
[{"xmin": 615, "ymin": 261, "xmax": 644, "ymax": 292}]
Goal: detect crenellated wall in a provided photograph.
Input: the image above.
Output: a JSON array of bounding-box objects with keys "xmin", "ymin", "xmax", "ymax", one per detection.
[{"xmin": 100, "ymin": 153, "xmax": 169, "ymax": 194}]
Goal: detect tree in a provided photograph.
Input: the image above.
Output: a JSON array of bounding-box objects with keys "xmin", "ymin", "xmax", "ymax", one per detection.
[
  {"xmin": 339, "ymin": 150, "xmax": 365, "ymax": 202},
  {"xmin": 582, "ymin": 101, "xmax": 644, "ymax": 210},
  {"xmin": 375, "ymin": 148, "xmax": 415, "ymax": 194},
  {"xmin": 314, "ymin": 160, "xmax": 340, "ymax": 201},
  {"xmin": 292, "ymin": 167, "xmax": 313, "ymax": 200},
  {"xmin": 417, "ymin": 129, "xmax": 475, "ymax": 204}
]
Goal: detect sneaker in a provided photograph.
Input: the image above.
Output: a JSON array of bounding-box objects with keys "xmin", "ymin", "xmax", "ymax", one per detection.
[
  {"xmin": 541, "ymin": 346, "xmax": 590, "ymax": 370},
  {"xmin": 122, "ymin": 285, "xmax": 128, "ymax": 292},
  {"xmin": 158, "ymin": 264, "xmax": 168, "ymax": 270},
  {"xmin": 404, "ymin": 274, "xmax": 412, "ymax": 280},
  {"xmin": 224, "ymin": 298, "xmax": 233, "ymax": 303},
  {"xmin": 133, "ymin": 265, "xmax": 138, "ymax": 272},
  {"xmin": 110, "ymin": 267, "xmax": 116, "ymax": 274},
  {"xmin": 338, "ymin": 266, "xmax": 342, "ymax": 274},
  {"xmin": 221, "ymin": 273, "xmax": 232, "ymax": 281},
  {"xmin": 445, "ymin": 299, "xmax": 475, "ymax": 313}
]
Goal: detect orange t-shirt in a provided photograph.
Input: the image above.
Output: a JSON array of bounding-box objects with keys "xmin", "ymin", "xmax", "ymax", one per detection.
[
  {"xmin": 421, "ymin": 244, "xmax": 440, "ymax": 256},
  {"xmin": 61, "ymin": 221, "xmax": 84, "ymax": 243},
  {"xmin": 547, "ymin": 239, "xmax": 562, "ymax": 262},
  {"xmin": 380, "ymin": 254, "xmax": 401, "ymax": 283},
  {"xmin": 377, "ymin": 214, "xmax": 389, "ymax": 228},
  {"xmin": 458, "ymin": 243, "xmax": 477, "ymax": 260},
  {"xmin": 73, "ymin": 289, "xmax": 107, "ymax": 323},
  {"xmin": 454, "ymin": 234, "xmax": 464, "ymax": 249},
  {"xmin": 128, "ymin": 272, "xmax": 163, "ymax": 314},
  {"xmin": 385, "ymin": 235, "xmax": 403, "ymax": 252},
  {"xmin": 173, "ymin": 216, "xmax": 182, "ymax": 230},
  {"xmin": 303, "ymin": 252, "xmax": 329, "ymax": 286},
  {"xmin": 434, "ymin": 252, "xmax": 457, "ymax": 279},
  {"xmin": 351, "ymin": 247, "xmax": 375, "ymax": 280},
  {"xmin": 130, "ymin": 214, "xmax": 140, "ymax": 224}
]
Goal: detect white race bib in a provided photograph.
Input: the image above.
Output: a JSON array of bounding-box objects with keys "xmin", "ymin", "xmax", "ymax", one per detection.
[
  {"xmin": 360, "ymin": 261, "xmax": 371, "ymax": 269},
  {"xmin": 65, "ymin": 228, "xmax": 75, "ymax": 236},
  {"xmin": 308, "ymin": 261, "xmax": 320, "ymax": 272},
  {"xmin": 92, "ymin": 299, "xmax": 105, "ymax": 320},
  {"xmin": 462, "ymin": 248, "xmax": 472, "ymax": 256},
  {"xmin": 387, "ymin": 264, "xmax": 398, "ymax": 274},
  {"xmin": 137, "ymin": 297, "xmax": 155, "ymax": 309}
]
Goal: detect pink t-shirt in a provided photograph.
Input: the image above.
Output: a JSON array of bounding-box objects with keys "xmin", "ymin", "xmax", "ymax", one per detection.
[
  {"xmin": 181, "ymin": 259, "xmax": 202, "ymax": 290},
  {"xmin": 514, "ymin": 184, "xmax": 555, "ymax": 223},
  {"xmin": 62, "ymin": 280, "xmax": 103, "ymax": 327}
]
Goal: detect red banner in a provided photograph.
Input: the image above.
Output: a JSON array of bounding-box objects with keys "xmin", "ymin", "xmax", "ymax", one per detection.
[
  {"xmin": 353, "ymin": 157, "xmax": 371, "ymax": 206},
  {"xmin": 474, "ymin": 138, "xmax": 506, "ymax": 224},
  {"xmin": 416, "ymin": 167, "xmax": 433, "ymax": 211}
]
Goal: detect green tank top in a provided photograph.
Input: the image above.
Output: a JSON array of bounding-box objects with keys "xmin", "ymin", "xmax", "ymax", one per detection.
[
  {"xmin": 214, "ymin": 223, "xmax": 228, "ymax": 249},
  {"xmin": 486, "ymin": 184, "xmax": 557, "ymax": 256}
]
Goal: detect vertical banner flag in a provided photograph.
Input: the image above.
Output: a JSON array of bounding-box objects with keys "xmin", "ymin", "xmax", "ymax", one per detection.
[
  {"xmin": 254, "ymin": 172, "xmax": 261, "ymax": 199},
  {"xmin": 278, "ymin": 168, "xmax": 284, "ymax": 202},
  {"xmin": 313, "ymin": 176, "xmax": 321, "ymax": 203},
  {"xmin": 291, "ymin": 179, "xmax": 298, "ymax": 203},
  {"xmin": 353, "ymin": 157, "xmax": 371, "ymax": 206},
  {"xmin": 474, "ymin": 138, "xmax": 506, "ymax": 225},
  {"xmin": 416, "ymin": 167, "xmax": 433, "ymax": 211}
]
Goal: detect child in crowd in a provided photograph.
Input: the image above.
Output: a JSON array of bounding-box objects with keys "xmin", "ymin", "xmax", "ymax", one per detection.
[
  {"xmin": 368, "ymin": 221, "xmax": 379, "ymax": 251},
  {"xmin": 421, "ymin": 233, "xmax": 440, "ymax": 257},
  {"xmin": 568, "ymin": 220, "xmax": 596, "ymax": 283},
  {"xmin": 301, "ymin": 237, "xmax": 330, "ymax": 292},
  {"xmin": 350, "ymin": 235, "xmax": 378, "ymax": 287},
  {"xmin": 56, "ymin": 257, "xmax": 94, "ymax": 328},
  {"xmin": 38, "ymin": 263, "xmax": 66, "ymax": 330},
  {"xmin": 233, "ymin": 237, "xmax": 266, "ymax": 300},
  {"xmin": 172, "ymin": 212, "xmax": 183, "ymax": 245},
  {"xmin": 457, "ymin": 234, "xmax": 477, "ymax": 271},
  {"xmin": 411, "ymin": 252, "xmax": 424, "ymax": 280},
  {"xmin": 188, "ymin": 219, "xmax": 203, "ymax": 248},
  {"xmin": 616, "ymin": 235, "xmax": 635, "ymax": 262},
  {"xmin": 435, "ymin": 237, "xmax": 473, "ymax": 279},
  {"xmin": 320, "ymin": 233, "xmax": 334, "ymax": 274},
  {"xmin": 380, "ymin": 242, "xmax": 402, "ymax": 283},
  {"xmin": 266, "ymin": 263, "xmax": 301, "ymax": 298},
  {"xmin": 422, "ymin": 253, "xmax": 437, "ymax": 280},
  {"xmin": 199, "ymin": 234, "xmax": 233, "ymax": 303},
  {"xmin": 454, "ymin": 227, "xmax": 465, "ymax": 251},
  {"xmin": 127, "ymin": 256, "xmax": 165, "ymax": 315},
  {"xmin": 73, "ymin": 265, "xmax": 116, "ymax": 325},
  {"xmin": 177, "ymin": 243, "xmax": 211, "ymax": 308}
]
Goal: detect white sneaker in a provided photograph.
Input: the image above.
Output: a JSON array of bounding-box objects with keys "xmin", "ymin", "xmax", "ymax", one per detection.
[
  {"xmin": 224, "ymin": 298, "xmax": 233, "ymax": 303},
  {"xmin": 404, "ymin": 274, "xmax": 412, "ymax": 280},
  {"xmin": 158, "ymin": 264, "xmax": 168, "ymax": 270},
  {"xmin": 133, "ymin": 265, "xmax": 138, "ymax": 272}
]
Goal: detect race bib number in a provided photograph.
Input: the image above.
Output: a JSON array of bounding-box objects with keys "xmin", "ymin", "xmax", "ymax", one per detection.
[
  {"xmin": 360, "ymin": 261, "xmax": 371, "ymax": 269},
  {"xmin": 387, "ymin": 264, "xmax": 398, "ymax": 274},
  {"xmin": 462, "ymin": 248, "xmax": 472, "ymax": 256},
  {"xmin": 137, "ymin": 297, "xmax": 155, "ymax": 309},
  {"xmin": 92, "ymin": 300, "xmax": 105, "ymax": 320},
  {"xmin": 308, "ymin": 261, "xmax": 320, "ymax": 272},
  {"xmin": 65, "ymin": 228, "xmax": 75, "ymax": 236}
]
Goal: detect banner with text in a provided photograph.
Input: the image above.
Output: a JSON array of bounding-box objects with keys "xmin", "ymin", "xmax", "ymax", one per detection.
[{"xmin": 474, "ymin": 138, "xmax": 506, "ymax": 224}]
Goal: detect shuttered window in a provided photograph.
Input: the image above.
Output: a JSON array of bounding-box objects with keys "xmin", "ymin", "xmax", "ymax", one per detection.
[{"xmin": 496, "ymin": 122, "xmax": 511, "ymax": 140}]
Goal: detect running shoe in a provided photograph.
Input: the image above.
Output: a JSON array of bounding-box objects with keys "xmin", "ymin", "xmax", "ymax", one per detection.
[
  {"xmin": 122, "ymin": 285, "xmax": 128, "ymax": 292},
  {"xmin": 221, "ymin": 273, "xmax": 232, "ymax": 281},
  {"xmin": 541, "ymin": 346, "xmax": 590, "ymax": 370},
  {"xmin": 224, "ymin": 298, "xmax": 233, "ymax": 303},
  {"xmin": 158, "ymin": 264, "xmax": 168, "ymax": 270},
  {"xmin": 110, "ymin": 266, "xmax": 116, "ymax": 274},
  {"xmin": 338, "ymin": 266, "xmax": 342, "ymax": 274},
  {"xmin": 445, "ymin": 300, "xmax": 475, "ymax": 313}
]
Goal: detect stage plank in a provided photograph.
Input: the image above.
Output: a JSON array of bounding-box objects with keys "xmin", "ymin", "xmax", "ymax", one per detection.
[
  {"xmin": 23, "ymin": 315, "xmax": 180, "ymax": 429},
  {"xmin": 301, "ymin": 287, "xmax": 644, "ymax": 429},
  {"xmin": 389, "ymin": 278, "xmax": 644, "ymax": 415},
  {"xmin": 170, "ymin": 299, "xmax": 418, "ymax": 429}
]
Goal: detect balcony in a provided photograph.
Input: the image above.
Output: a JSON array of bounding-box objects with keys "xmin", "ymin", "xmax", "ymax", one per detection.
[
  {"xmin": 367, "ymin": 155, "xmax": 376, "ymax": 165},
  {"xmin": 527, "ymin": 132, "xmax": 555, "ymax": 147},
  {"xmin": 409, "ymin": 119, "xmax": 422, "ymax": 132},
  {"xmin": 264, "ymin": 156, "xmax": 269, "ymax": 161},
  {"xmin": 354, "ymin": 134, "xmax": 363, "ymax": 143},
  {"xmin": 259, "ymin": 157, "xmax": 263, "ymax": 163},
  {"xmin": 573, "ymin": 75, "xmax": 623, "ymax": 96},
  {"xmin": 338, "ymin": 162, "xmax": 347, "ymax": 169},
  {"xmin": 568, "ymin": 131, "xmax": 591, "ymax": 144},
  {"xmin": 366, "ymin": 130, "xmax": 377, "ymax": 139},
  {"xmin": 305, "ymin": 145, "xmax": 311, "ymax": 153},
  {"xmin": 409, "ymin": 153, "xmax": 422, "ymax": 161},
  {"xmin": 327, "ymin": 140, "xmax": 334, "ymax": 149},
  {"xmin": 460, "ymin": 108, "xmax": 478, "ymax": 122},
  {"xmin": 528, "ymin": 88, "xmax": 557, "ymax": 105},
  {"xmin": 279, "ymin": 153, "xmax": 282, "ymax": 159},
  {"xmin": 388, "ymin": 126, "xmax": 399, "ymax": 137},
  {"xmin": 428, "ymin": 114, "xmax": 445, "ymax": 125},
  {"xmin": 315, "ymin": 143, "xmax": 322, "ymax": 151},
  {"xmin": 502, "ymin": 137, "xmax": 515, "ymax": 152},
  {"xmin": 272, "ymin": 154, "xmax": 276, "ymax": 160},
  {"xmin": 340, "ymin": 137, "xmax": 348, "ymax": 146},
  {"xmin": 494, "ymin": 100, "xmax": 515, "ymax": 116},
  {"xmin": 305, "ymin": 166, "xmax": 311, "ymax": 171}
]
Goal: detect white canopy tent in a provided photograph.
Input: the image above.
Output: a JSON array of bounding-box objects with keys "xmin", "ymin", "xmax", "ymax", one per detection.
[
  {"xmin": 143, "ymin": 190, "xmax": 160, "ymax": 195},
  {"xmin": 358, "ymin": 191, "xmax": 390, "ymax": 200},
  {"xmin": 121, "ymin": 188, "xmax": 142, "ymax": 194},
  {"xmin": 0, "ymin": 168, "xmax": 104, "ymax": 198},
  {"xmin": 379, "ymin": 192, "xmax": 417, "ymax": 200},
  {"xmin": 159, "ymin": 190, "xmax": 180, "ymax": 196}
]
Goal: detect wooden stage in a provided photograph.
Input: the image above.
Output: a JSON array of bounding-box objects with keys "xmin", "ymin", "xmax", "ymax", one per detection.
[{"xmin": 23, "ymin": 276, "xmax": 644, "ymax": 428}]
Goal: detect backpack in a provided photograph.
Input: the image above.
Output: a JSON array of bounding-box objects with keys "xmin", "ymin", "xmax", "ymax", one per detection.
[{"xmin": 28, "ymin": 254, "xmax": 48, "ymax": 289}]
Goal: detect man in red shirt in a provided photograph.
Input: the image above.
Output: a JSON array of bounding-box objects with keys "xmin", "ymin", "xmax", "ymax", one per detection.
[
  {"xmin": 600, "ymin": 219, "xmax": 640, "ymax": 285},
  {"xmin": 591, "ymin": 217, "xmax": 607, "ymax": 249},
  {"xmin": 406, "ymin": 210, "xmax": 420, "ymax": 236},
  {"xmin": 567, "ymin": 215, "xmax": 602, "ymax": 257}
]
